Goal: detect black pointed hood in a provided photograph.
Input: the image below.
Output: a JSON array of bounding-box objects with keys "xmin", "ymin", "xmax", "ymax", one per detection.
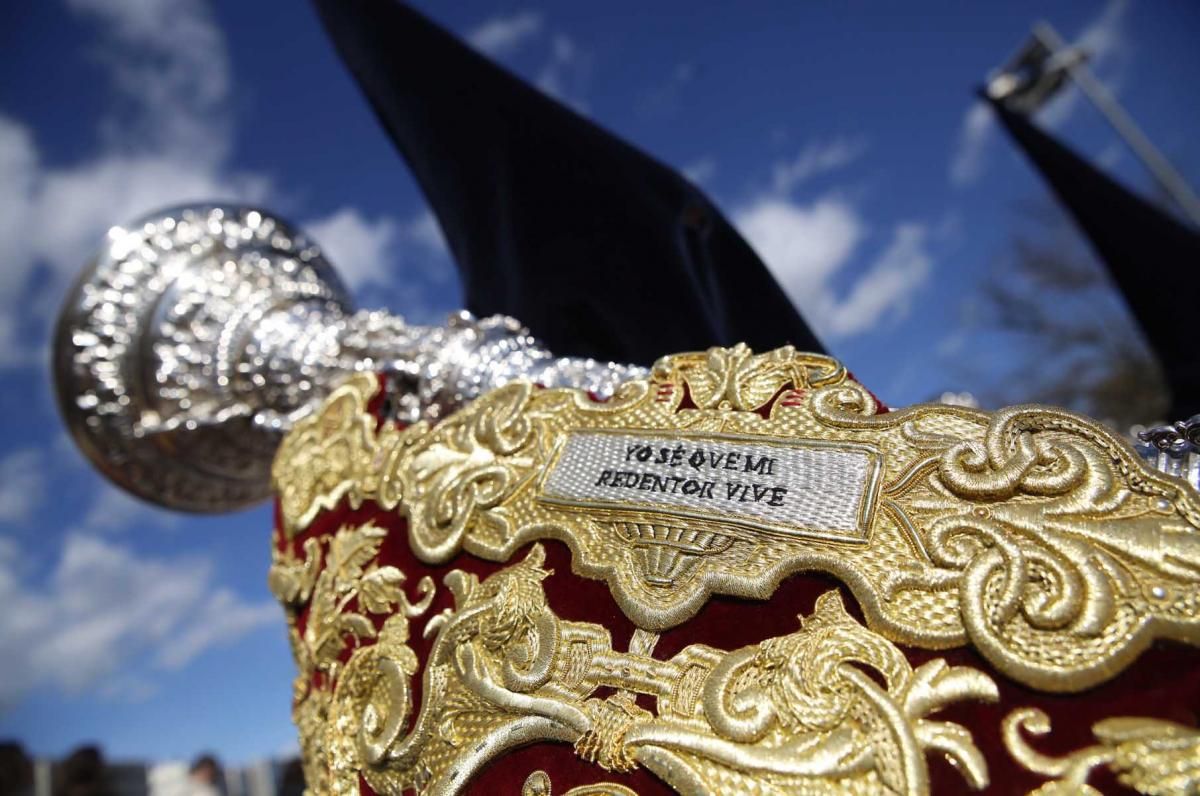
[
  {"xmin": 989, "ymin": 95, "xmax": 1200, "ymax": 417},
  {"xmin": 313, "ymin": 0, "xmax": 825, "ymax": 365}
]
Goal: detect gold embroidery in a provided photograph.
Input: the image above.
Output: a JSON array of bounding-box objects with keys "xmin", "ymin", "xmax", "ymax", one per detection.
[
  {"xmin": 521, "ymin": 769, "xmax": 639, "ymax": 795},
  {"xmin": 291, "ymin": 540, "xmax": 998, "ymax": 795},
  {"xmin": 1003, "ymin": 707, "xmax": 1200, "ymax": 795},
  {"xmin": 665, "ymin": 344, "xmax": 846, "ymax": 411},
  {"xmin": 268, "ymin": 522, "xmax": 435, "ymax": 794},
  {"xmin": 273, "ymin": 345, "xmax": 1200, "ymax": 692},
  {"xmin": 271, "ymin": 373, "xmax": 413, "ymax": 537}
]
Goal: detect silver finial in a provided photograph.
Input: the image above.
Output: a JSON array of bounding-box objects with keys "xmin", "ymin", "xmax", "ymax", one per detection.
[
  {"xmin": 53, "ymin": 204, "xmax": 646, "ymax": 513},
  {"xmin": 1135, "ymin": 416, "xmax": 1200, "ymax": 492}
]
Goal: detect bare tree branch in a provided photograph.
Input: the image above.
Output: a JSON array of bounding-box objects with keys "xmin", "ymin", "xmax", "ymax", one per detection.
[{"xmin": 948, "ymin": 196, "xmax": 1167, "ymax": 427}]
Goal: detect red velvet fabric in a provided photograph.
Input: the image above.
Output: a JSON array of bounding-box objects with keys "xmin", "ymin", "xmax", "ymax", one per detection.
[{"xmin": 272, "ymin": 376, "xmax": 1199, "ymax": 794}]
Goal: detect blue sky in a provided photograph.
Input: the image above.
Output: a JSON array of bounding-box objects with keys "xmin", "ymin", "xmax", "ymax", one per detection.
[{"xmin": 0, "ymin": 0, "xmax": 1197, "ymax": 765}]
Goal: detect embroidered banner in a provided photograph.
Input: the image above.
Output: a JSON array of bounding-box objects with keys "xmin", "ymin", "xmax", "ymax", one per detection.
[{"xmin": 539, "ymin": 431, "xmax": 880, "ymax": 543}]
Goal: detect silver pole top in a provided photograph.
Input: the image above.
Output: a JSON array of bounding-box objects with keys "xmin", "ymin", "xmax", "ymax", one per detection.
[
  {"xmin": 53, "ymin": 204, "xmax": 645, "ymax": 513},
  {"xmin": 53, "ymin": 205, "xmax": 353, "ymax": 513}
]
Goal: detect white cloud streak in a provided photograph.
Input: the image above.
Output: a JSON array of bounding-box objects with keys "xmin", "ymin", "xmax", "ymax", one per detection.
[
  {"xmin": 405, "ymin": 209, "xmax": 450, "ymax": 256},
  {"xmin": 67, "ymin": 0, "xmax": 232, "ymax": 162},
  {"xmin": 537, "ymin": 33, "xmax": 591, "ymax": 112},
  {"xmin": 0, "ymin": 449, "xmax": 47, "ymax": 524},
  {"xmin": 735, "ymin": 197, "xmax": 865, "ymax": 303},
  {"xmin": 771, "ymin": 139, "xmax": 865, "ymax": 195},
  {"xmin": 820, "ymin": 223, "xmax": 933, "ymax": 337},
  {"xmin": 304, "ymin": 209, "xmax": 401, "ymax": 290},
  {"xmin": 154, "ymin": 589, "xmax": 279, "ymax": 670},
  {"xmin": 1, "ymin": 0, "xmax": 443, "ymax": 370},
  {"xmin": 682, "ymin": 156, "xmax": 717, "ymax": 186},
  {"xmin": 467, "ymin": 10, "xmax": 543, "ymax": 56},
  {"xmin": 949, "ymin": 102, "xmax": 994, "ymax": 187},
  {"xmin": 732, "ymin": 143, "xmax": 933, "ymax": 340},
  {"xmin": 635, "ymin": 62, "xmax": 696, "ymax": 120},
  {"xmin": 464, "ymin": 11, "xmax": 591, "ymax": 113},
  {"xmin": 82, "ymin": 485, "xmax": 177, "ymax": 534},
  {"xmin": 304, "ymin": 208, "xmax": 449, "ymax": 291},
  {"xmin": 0, "ymin": 533, "xmax": 276, "ymax": 707}
]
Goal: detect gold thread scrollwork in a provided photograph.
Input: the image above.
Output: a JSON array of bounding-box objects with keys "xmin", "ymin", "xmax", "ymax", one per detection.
[
  {"xmin": 268, "ymin": 522, "xmax": 435, "ymax": 794},
  {"xmin": 1003, "ymin": 707, "xmax": 1200, "ymax": 795},
  {"xmin": 521, "ymin": 769, "xmax": 639, "ymax": 795},
  {"xmin": 273, "ymin": 346, "xmax": 1200, "ymax": 693},
  {"xmin": 656, "ymin": 343, "xmax": 847, "ymax": 412},
  {"xmin": 308, "ymin": 540, "xmax": 998, "ymax": 795},
  {"xmin": 271, "ymin": 373, "xmax": 415, "ymax": 537},
  {"xmin": 403, "ymin": 380, "xmax": 539, "ymax": 562}
]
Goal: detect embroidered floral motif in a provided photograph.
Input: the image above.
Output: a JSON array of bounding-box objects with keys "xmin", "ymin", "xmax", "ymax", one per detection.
[
  {"xmin": 1003, "ymin": 707, "xmax": 1200, "ymax": 795},
  {"xmin": 521, "ymin": 769, "xmax": 639, "ymax": 795},
  {"xmin": 274, "ymin": 537, "xmax": 999, "ymax": 795},
  {"xmin": 268, "ymin": 522, "xmax": 434, "ymax": 794}
]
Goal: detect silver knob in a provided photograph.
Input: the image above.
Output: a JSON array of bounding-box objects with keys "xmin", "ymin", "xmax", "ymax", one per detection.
[{"xmin": 53, "ymin": 204, "xmax": 646, "ymax": 514}]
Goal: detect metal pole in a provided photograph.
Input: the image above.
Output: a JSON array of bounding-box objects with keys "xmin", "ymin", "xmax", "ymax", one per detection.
[
  {"xmin": 1034, "ymin": 22, "xmax": 1200, "ymax": 229},
  {"xmin": 34, "ymin": 760, "xmax": 52, "ymax": 796}
]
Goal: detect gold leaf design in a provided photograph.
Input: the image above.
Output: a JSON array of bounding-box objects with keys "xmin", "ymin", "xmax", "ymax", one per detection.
[
  {"xmin": 403, "ymin": 381, "xmax": 537, "ymax": 562},
  {"xmin": 271, "ymin": 373, "xmax": 414, "ymax": 537},
  {"xmin": 302, "ymin": 542, "xmax": 996, "ymax": 795},
  {"xmin": 269, "ymin": 523, "xmax": 434, "ymax": 794},
  {"xmin": 521, "ymin": 769, "xmax": 639, "ymax": 795},
  {"xmin": 661, "ymin": 344, "xmax": 846, "ymax": 412},
  {"xmin": 1004, "ymin": 707, "xmax": 1200, "ymax": 795},
  {"xmin": 267, "ymin": 537, "xmax": 320, "ymax": 606}
]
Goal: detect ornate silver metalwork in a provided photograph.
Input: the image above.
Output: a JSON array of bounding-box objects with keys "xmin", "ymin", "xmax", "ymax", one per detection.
[
  {"xmin": 53, "ymin": 205, "xmax": 646, "ymax": 513},
  {"xmin": 1136, "ymin": 415, "xmax": 1200, "ymax": 493}
]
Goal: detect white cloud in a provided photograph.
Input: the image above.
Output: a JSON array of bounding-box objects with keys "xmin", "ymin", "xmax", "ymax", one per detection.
[
  {"xmin": 735, "ymin": 197, "xmax": 864, "ymax": 301},
  {"xmin": 820, "ymin": 223, "xmax": 933, "ymax": 337},
  {"xmin": 68, "ymin": 0, "xmax": 232, "ymax": 162},
  {"xmin": 82, "ymin": 485, "xmax": 177, "ymax": 533},
  {"xmin": 0, "ymin": 533, "xmax": 276, "ymax": 706},
  {"xmin": 467, "ymin": 10, "xmax": 543, "ymax": 56},
  {"xmin": 0, "ymin": 0, "xmax": 436, "ymax": 371},
  {"xmin": 98, "ymin": 674, "xmax": 160, "ymax": 702},
  {"xmin": 635, "ymin": 62, "xmax": 697, "ymax": 119},
  {"xmin": 155, "ymin": 589, "xmax": 278, "ymax": 670},
  {"xmin": 0, "ymin": 449, "xmax": 46, "ymax": 524},
  {"xmin": 733, "ymin": 154, "xmax": 934, "ymax": 340},
  {"xmin": 537, "ymin": 33, "xmax": 591, "ymax": 112},
  {"xmin": 949, "ymin": 101, "xmax": 994, "ymax": 187},
  {"xmin": 305, "ymin": 208, "xmax": 450, "ymax": 290},
  {"xmin": 0, "ymin": 441, "xmax": 174, "ymax": 540},
  {"xmin": 467, "ymin": 12, "xmax": 591, "ymax": 113},
  {"xmin": 948, "ymin": 0, "xmax": 1131, "ymax": 186},
  {"xmin": 683, "ymin": 156, "xmax": 717, "ymax": 186},
  {"xmin": 405, "ymin": 209, "xmax": 449, "ymax": 256},
  {"xmin": 305, "ymin": 208, "xmax": 400, "ymax": 290},
  {"xmin": 772, "ymin": 139, "xmax": 865, "ymax": 195}
]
